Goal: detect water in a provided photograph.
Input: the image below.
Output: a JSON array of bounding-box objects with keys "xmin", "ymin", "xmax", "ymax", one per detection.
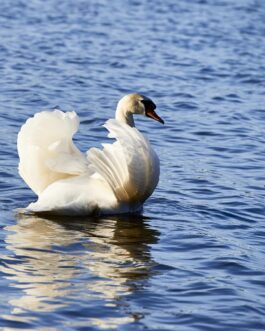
[{"xmin": 1, "ymin": 0, "xmax": 265, "ymax": 329}]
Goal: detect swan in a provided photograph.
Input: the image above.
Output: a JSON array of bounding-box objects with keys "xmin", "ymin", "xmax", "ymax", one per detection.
[{"xmin": 17, "ymin": 93, "xmax": 164, "ymax": 216}]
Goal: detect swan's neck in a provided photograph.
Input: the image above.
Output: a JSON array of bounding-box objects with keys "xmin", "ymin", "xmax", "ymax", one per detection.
[{"xmin": 115, "ymin": 107, "xmax": 135, "ymax": 127}]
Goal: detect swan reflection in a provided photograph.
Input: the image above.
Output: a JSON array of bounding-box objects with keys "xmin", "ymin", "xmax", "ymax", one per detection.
[{"xmin": 2, "ymin": 213, "xmax": 159, "ymax": 327}]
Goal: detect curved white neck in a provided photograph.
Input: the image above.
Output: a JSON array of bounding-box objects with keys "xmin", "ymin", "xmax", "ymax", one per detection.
[{"xmin": 115, "ymin": 107, "xmax": 135, "ymax": 127}]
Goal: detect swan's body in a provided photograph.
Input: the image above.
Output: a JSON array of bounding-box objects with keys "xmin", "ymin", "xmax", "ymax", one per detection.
[{"xmin": 17, "ymin": 93, "xmax": 164, "ymax": 216}]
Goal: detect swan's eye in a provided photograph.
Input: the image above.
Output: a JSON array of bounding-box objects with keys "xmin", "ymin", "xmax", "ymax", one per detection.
[{"xmin": 140, "ymin": 99, "xmax": 156, "ymax": 113}]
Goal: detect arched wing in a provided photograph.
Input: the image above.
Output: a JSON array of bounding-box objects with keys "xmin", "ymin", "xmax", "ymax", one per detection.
[
  {"xmin": 87, "ymin": 119, "xmax": 160, "ymax": 203},
  {"xmin": 17, "ymin": 110, "xmax": 89, "ymax": 195}
]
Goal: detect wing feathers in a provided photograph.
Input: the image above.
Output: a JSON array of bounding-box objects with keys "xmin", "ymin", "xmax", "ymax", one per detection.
[
  {"xmin": 87, "ymin": 119, "xmax": 159, "ymax": 203},
  {"xmin": 18, "ymin": 110, "xmax": 88, "ymax": 194}
]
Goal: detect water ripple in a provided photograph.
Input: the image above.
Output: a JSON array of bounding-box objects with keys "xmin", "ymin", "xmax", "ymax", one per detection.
[{"xmin": 1, "ymin": 0, "xmax": 265, "ymax": 330}]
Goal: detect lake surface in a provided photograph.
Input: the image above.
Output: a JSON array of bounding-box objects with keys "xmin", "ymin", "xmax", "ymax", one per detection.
[{"xmin": 1, "ymin": 0, "xmax": 265, "ymax": 330}]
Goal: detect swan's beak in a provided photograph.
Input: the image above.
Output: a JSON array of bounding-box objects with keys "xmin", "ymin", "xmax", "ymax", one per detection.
[{"xmin": 146, "ymin": 109, "xmax": 164, "ymax": 124}]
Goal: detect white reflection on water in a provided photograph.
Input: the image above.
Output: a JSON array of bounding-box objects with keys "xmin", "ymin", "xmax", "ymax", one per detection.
[{"xmin": 1, "ymin": 213, "xmax": 159, "ymax": 328}]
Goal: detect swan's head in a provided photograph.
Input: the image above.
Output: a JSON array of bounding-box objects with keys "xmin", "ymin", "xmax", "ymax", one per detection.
[{"xmin": 116, "ymin": 93, "xmax": 164, "ymax": 125}]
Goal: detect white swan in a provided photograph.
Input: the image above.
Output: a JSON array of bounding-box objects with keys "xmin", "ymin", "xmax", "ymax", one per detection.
[{"xmin": 17, "ymin": 93, "xmax": 164, "ymax": 216}]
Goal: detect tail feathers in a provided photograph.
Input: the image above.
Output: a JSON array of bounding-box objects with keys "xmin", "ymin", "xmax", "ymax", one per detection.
[
  {"xmin": 87, "ymin": 119, "xmax": 159, "ymax": 203},
  {"xmin": 18, "ymin": 110, "xmax": 88, "ymax": 195}
]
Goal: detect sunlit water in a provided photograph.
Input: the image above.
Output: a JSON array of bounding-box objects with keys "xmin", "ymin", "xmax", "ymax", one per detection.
[{"xmin": 1, "ymin": 0, "xmax": 265, "ymax": 330}]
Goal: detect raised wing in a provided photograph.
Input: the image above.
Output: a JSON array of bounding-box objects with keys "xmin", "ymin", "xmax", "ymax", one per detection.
[
  {"xmin": 87, "ymin": 119, "xmax": 160, "ymax": 204},
  {"xmin": 17, "ymin": 110, "xmax": 88, "ymax": 195}
]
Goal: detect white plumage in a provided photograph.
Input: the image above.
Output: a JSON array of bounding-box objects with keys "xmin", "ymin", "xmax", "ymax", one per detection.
[{"xmin": 17, "ymin": 93, "xmax": 164, "ymax": 215}]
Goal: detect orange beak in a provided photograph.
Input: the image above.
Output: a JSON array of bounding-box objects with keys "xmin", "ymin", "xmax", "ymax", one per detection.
[{"xmin": 146, "ymin": 109, "xmax": 164, "ymax": 124}]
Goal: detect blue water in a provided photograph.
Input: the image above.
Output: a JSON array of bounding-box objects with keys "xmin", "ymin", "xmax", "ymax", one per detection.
[{"xmin": 1, "ymin": 0, "xmax": 265, "ymax": 330}]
